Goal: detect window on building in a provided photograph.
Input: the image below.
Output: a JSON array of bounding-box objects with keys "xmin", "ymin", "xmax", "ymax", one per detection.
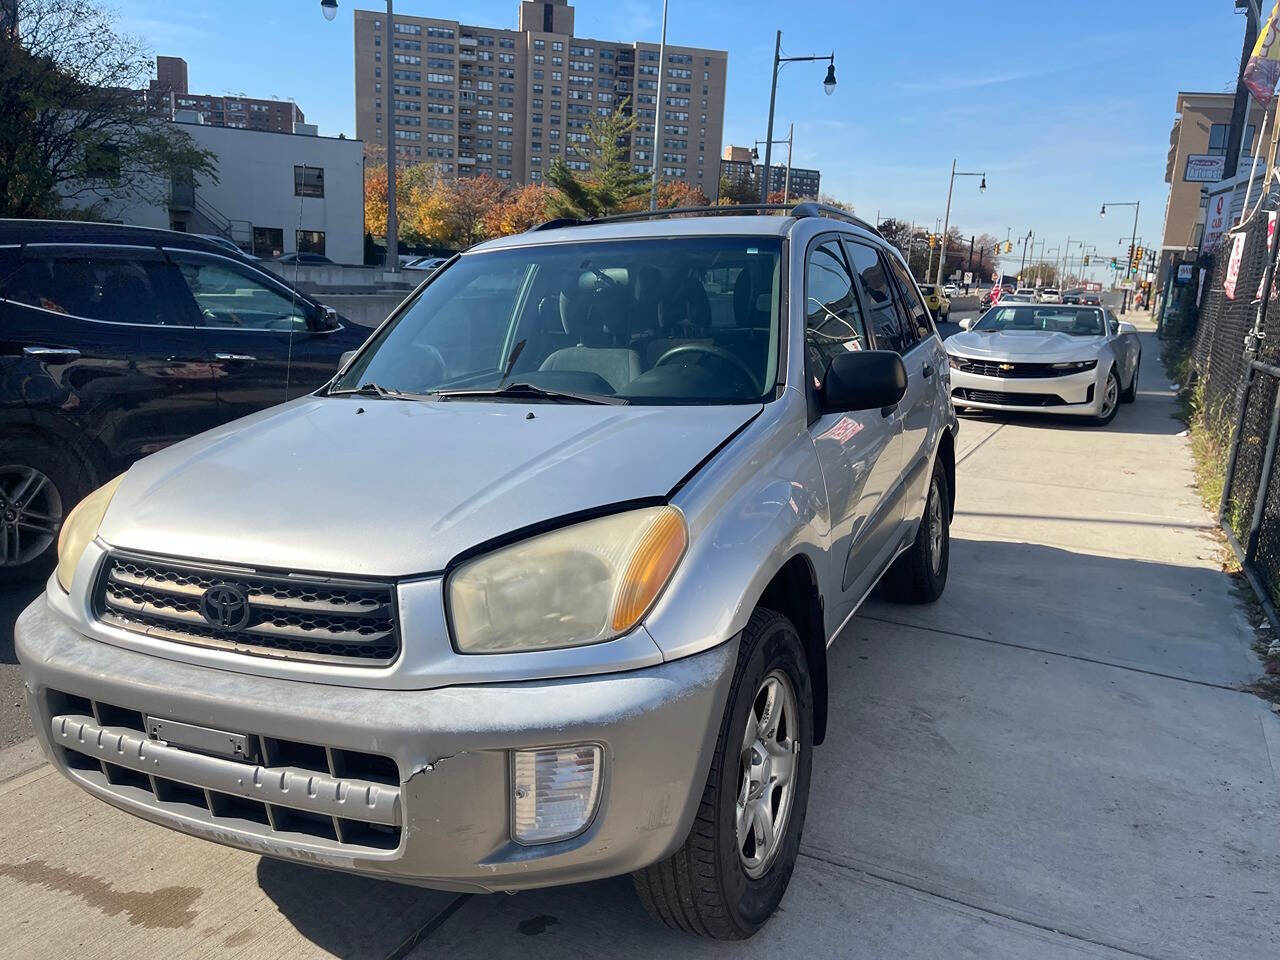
[
  {"xmin": 252, "ymin": 227, "xmax": 284, "ymax": 259},
  {"xmin": 293, "ymin": 165, "xmax": 324, "ymax": 198}
]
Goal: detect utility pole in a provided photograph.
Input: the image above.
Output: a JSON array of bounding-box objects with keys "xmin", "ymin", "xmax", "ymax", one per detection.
[
  {"xmin": 935, "ymin": 158, "xmax": 987, "ymax": 286},
  {"xmin": 1019, "ymin": 230, "xmax": 1033, "ymax": 280},
  {"xmin": 760, "ymin": 32, "xmax": 836, "ymax": 204},
  {"xmin": 1225, "ymin": 1, "xmax": 1261, "ymax": 183},
  {"xmin": 966, "ymin": 235, "xmax": 974, "ymax": 293},
  {"xmin": 648, "ymin": 0, "xmax": 670, "ymax": 211}
]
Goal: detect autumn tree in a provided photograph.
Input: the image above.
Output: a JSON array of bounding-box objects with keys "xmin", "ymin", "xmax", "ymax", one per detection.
[
  {"xmin": 0, "ymin": 0, "xmax": 217, "ymax": 217},
  {"xmin": 484, "ymin": 181, "xmax": 552, "ymax": 235},
  {"xmin": 717, "ymin": 175, "xmax": 758, "ymax": 205},
  {"xmin": 655, "ymin": 179, "xmax": 709, "ymax": 209},
  {"xmin": 547, "ymin": 103, "xmax": 650, "ymax": 218}
]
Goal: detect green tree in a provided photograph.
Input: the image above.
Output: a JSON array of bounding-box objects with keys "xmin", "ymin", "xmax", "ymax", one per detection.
[
  {"xmin": 717, "ymin": 174, "xmax": 758, "ymax": 205},
  {"xmin": 0, "ymin": 0, "xmax": 217, "ymax": 218},
  {"xmin": 547, "ymin": 102, "xmax": 650, "ymax": 218}
]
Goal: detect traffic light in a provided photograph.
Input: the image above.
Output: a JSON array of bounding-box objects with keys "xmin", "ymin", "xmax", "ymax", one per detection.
[
  {"xmin": 928, "ymin": 233, "xmax": 936, "ymax": 248},
  {"xmin": 1110, "ymin": 258, "xmax": 1118, "ymax": 270},
  {"xmin": 1005, "ymin": 241, "xmax": 1013, "ymax": 253},
  {"xmin": 1083, "ymin": 254, "xmax": 1090, "ymax": 266}
]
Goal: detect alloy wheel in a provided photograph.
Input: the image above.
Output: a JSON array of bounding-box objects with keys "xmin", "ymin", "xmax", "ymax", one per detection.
[
  {"xmin": 736, "ymin": 669, "xmax": 800, "ymax": 879},
  {"xmin": 927, "ymin": 477, "xmax": 944, "ymax": 575},
  {"xmin": 0, "ymin": 465, "xmax": 63, "ymax": 567},
  {"xmin": 1100, "ymin": 372, "xmax": 1119, "ymax": 419}
]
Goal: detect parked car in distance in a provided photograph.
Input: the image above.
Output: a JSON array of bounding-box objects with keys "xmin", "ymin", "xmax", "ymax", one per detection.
[
  {"xmin": 197, "ymin": 234, "xmax": 257, "ymax": 260},
  {"xmin": 17, "ymin": 204, "xmax": 958, "ymax": 939},
  {"xmin": 403, "ymin": 256, "xmax": 448, "ymax": 272},
  {"xmin": 918, "ymin": 282, "xmax": 951, "ymax": 321},
  {"xmin": 1038, "ymin": 288, "xmax": 1062, "ymax": 303},
  {"xmin": 0, "ymin": 219, "xmax": 371, "ymax": 580},
  {"xmin": 1015, "ymin": 287, "xmax": 1038, "ymax": 298},
  {"xmin": 1060, "ymin": 288, "xmax": 1084, "ymax": 304},
  {"xmin": 942, "ymin": 283, "xmax": 959, "ymax": 297},
  {"xmin": 274, "ymin": 252, "xmax": 334, "ymax": 265},
  {"xmin": 946, "ymin": 302, "xmax": 1140, "ymax": 425},
  {"xmin": 1080, "ymin": 292, "xmax": 1102, "ymax": 306}
]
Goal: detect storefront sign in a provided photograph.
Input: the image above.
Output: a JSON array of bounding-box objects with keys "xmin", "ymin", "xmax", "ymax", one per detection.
[{"xmin": 1185, "ymin": 154, "xmax": 1226, "ymax": 182}]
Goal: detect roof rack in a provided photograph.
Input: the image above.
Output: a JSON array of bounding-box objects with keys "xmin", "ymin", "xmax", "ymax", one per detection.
[{"xmin": 529, "ymin": 202, "xmax": 881, "ymax": 237}]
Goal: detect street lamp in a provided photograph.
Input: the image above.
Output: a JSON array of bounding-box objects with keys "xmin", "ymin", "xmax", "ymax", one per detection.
[
  {"xmin": 1101, "ymin": 200, "xmax": 1141, "ymax": 311},
  {"xmin": 322, "ymin": 0, "xmax": 397, "ymax": 270},
  {"xmin": 760, "ymin": 31, "xmax": 836, "ymax": 203},
  {"xmin": 936, "ymin": 159, "xmax": 987, "ymax": 286}
]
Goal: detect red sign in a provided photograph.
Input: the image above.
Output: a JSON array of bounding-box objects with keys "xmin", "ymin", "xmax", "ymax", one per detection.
[
  {"xmin": 1203, "ymin": 194, "xmax": 1228, "ymax": 250},
  {"xmin": 1224, "ymin": 231, "xmax": 1247, "ymax": 300}
]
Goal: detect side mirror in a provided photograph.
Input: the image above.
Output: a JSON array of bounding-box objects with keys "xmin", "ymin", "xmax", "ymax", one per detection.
[
  {"xmin": 311, "ymin": 304, "xmax": 341, "ymax": 332},
  {"xmin": 1117, "ymin": 320, "xmax": 1138, "ymax": 335},
  {"xmin": 339, "ymin": 349, "xmax": 358, "ymax": 370},
  {"xmin": 821, "ymin": 350, "xmax": 907, "ymax": 413},
  {"xmin": 958, "ymin": 317, "xmax": 975, "ymax": 330}
]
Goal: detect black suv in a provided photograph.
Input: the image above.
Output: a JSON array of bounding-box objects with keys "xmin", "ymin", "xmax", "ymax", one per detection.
[{"xmin": 0, "ymin": 220, "xmax": 370, "ymax": 579}]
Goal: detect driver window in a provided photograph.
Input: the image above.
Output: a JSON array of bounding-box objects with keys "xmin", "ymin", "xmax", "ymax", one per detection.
[
  {"xmin": 177, "ymin": 260, "xmax": 309, "ymax": 331},
  {"xmin": 804, "ymin": 240, "xmax": 867, "ymax": 386}
]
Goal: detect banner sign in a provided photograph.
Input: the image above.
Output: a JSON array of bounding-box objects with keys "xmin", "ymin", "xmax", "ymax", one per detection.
[
  {"xmin": 1203, "ymin": 192, "xmax": 1229, "ymax": 250},
  {"xmin": 1224, "ymin": 231, "xmax": 1247, "ymax": 300},
  {"xmin": 1244, "ymin": 1, "xmax": 1280, "ymax": 106},
  {"xmin": 1185, "ymin": 154, "xmax": 1226, "ymax": 182},
  {"xmin": 1176, "ymin": 264, "xmax": 1193, "ymax": 284}
]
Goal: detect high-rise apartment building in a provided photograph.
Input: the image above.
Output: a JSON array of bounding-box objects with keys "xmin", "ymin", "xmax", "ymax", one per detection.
[
  {"xmin": 146, "ymin": 56, "xmax": 305, "ymax": 135},
  {"xmin": 719, "ymin": 145, "xmax": 821, "ymax": 201},
  {"xmin": 353, "ymin": 0, "xmax": 728, "ymax": 195}
]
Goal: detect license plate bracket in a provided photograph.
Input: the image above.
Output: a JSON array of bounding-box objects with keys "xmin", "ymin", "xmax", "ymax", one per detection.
[{"xmin": 145, "ymin": 716, "xmax": 256, "ymax": 763}]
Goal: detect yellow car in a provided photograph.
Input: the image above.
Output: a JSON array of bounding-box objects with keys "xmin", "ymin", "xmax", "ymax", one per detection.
[{"xmin": 918, "ymin": 283, "xmax": 950, "ymax": 322}]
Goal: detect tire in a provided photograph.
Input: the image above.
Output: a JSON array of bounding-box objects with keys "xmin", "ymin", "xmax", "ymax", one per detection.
[
  {"xmin": 1120, "ymin": 357, "xmax": 1139, "ymax": 404},
  {"xmin": 1093, "ymin": 368, "xmax": 1121, "ymax": 426},
  {"xmin": 633, "ymin": 607, "xmax": 814, "ymax": 940},
  {"xmin": 886, "ymin": 456, "xmax": 950, "ymax": 604},
  {"xmin": 0, "ymin": 434, "xmax": 93, "ymax": 584}
]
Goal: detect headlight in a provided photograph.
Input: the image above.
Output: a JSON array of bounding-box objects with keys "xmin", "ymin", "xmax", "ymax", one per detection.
[
  {"xmin": 448, "ymin": 505, "xmax": 687, "ymax": 653},
  {"xmin": 947, "ymin": 354, "xmax": 963, "ymax": 369},
  {"xmin": 55, "ymin": 475, "xmax": 124, "ymax": 592},
  {"xmin": 1049, "ymin": 360, "xmax": 1098, "ymax": 371}
]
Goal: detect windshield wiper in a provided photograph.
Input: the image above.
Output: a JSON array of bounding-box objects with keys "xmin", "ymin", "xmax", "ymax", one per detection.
[
  {"xmin": 432, "ymin": 381, "xmax": 626, "ymax": 405},
  {"xmin": 330, "ymin": 381, "xmax": 425, "ymax": 400}
]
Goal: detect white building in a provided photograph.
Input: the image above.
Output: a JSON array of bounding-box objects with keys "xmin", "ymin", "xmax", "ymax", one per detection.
[{"xmin": 69, "ymin": 121, "xmax": 366, "ymax": 265}]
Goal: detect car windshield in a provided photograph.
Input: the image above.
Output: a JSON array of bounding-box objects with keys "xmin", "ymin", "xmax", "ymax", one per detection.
[
  {"xmin": 920, "ymin": 284, "xmax": 936, "ymax": 295},
  {"xmin": 334, "ymin": 236, "xmax": 782, "ymax": 404},
  {"xmin": 974, "ymin": 305, "xmax": 1104, "ymax": 335}
]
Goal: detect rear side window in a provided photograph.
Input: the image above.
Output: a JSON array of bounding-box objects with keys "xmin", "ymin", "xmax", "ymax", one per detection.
[
  {"xmin": 885, "ymin": 254, "xmax": 934, "ymax": 345},
  {"xmin": 844, "ymin": 240, "xmax": 906, "ymax": 353},
  {"xmin": 4, "ymin": 255, "xmax": 176, "ymax": 326},
  {"xmin": 804, "ymin": 239, "xmax": 867, "ymax": 385}
]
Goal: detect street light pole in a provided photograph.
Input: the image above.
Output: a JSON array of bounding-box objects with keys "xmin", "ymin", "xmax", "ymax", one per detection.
[
  {"xmin": 936, "ymin": 159, "xmax": 986, "ymax": 287},
  {"xmin": 761, "ymin": 32, "xmax": 835, "ymax": 204},
  {"xmin": 753, "ymin": 125, "xmax": 794, "ymax": 203},
  {"xmin": 1100, "ymin": 200, "xmax": 1141, "ymax": 312},
  {"xmin": 648, "ymin": 0, "xmax": 670, "ymax": 211}
]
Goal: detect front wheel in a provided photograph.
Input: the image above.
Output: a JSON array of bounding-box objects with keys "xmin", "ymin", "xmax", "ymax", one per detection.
[
  {"xmin": 0, "ymin": 436, "xmax": 90, "ymax": 583},
  {"xmin": 1094, "ymin": 368, "xmax": 1121, "ymax": 425},
  {"xmin": 633, "ymin": 608, "xmax": 813, "ymax": 939},
  {"xmin": 1120, "ymin": 357, "xmax": 1140, "ymax": 403}
]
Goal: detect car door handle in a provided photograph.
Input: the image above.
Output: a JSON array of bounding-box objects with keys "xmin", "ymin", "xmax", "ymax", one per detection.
[
  {"xmin": 214, "ymin": 353, "xmax": 257, "ymax": 363},
  {"xmin": 922, "ymin": 363, "xmax": 934, "ymax": 379},
  {"xmin": 23, "ymin": 346, "xmax": 81, "ymax": 362}
]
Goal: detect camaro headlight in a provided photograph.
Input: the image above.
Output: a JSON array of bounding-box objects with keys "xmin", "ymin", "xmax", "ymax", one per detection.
[
  {"xmin": 448, "ymin": 505, "xmax": 687, "ymax": 654},
  {"xmin": 1049, "ymin": 360, "xmax": 1097, "ymax": 371},
  {"xmin": 947, "ymin": 354, "xmax": 963, "ymax": 368},
  {"xmin": 55, "ymin": 475, "xmax": 124, "ymax": 592}
]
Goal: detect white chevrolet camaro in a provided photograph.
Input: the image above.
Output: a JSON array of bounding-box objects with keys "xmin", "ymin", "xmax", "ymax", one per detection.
[{"xmin": 945, "ymin": 303, "xmax": 1141, "ymax": 425}]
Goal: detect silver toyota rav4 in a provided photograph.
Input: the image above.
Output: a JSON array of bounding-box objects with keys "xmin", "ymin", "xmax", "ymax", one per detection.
[{"xmin": 17, "ymin": 204, "xmax": 957, "ymax": 939}]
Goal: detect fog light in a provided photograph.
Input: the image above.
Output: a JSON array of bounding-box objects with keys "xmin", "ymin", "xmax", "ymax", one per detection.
[{"xmin": 511, "ymin": 745, "xmax": 602, "ymax": 845}]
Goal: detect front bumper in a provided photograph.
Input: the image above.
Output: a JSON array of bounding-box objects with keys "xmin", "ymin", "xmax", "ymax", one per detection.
[
  {"xmin": 948, "ymin": 364, "xmax": 1103, "ymax": 416},
  {"xmin": 16, "ymin": 599, "xmax": 737, "ymax": 893}
]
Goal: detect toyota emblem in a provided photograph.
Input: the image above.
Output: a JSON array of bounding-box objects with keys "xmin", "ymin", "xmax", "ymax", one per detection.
[{"xmin": 200, "ymin": 583, "xmax": 251, "ymax": 630}]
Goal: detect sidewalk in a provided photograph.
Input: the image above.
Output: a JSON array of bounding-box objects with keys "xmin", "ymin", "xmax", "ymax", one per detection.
[{"xmin": 1, "ymin": 322, "xmax": 1277, "ymax": 958}]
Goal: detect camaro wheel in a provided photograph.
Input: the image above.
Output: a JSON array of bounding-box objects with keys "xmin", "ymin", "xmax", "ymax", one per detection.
[
  {"xmin": 1120, "ymin": 358, "xmax": 1140, "ymax": 404},
  {"xmin": 887, "ymin": 457, "xmax": 950, "ymax": 603},
  {"xmin": 1094, "ymin": 368, "xmax": 1121, "ymax": 425},
  {"xmin": 0, "ymin": 436, "xmax": 89, "ymax": 583},
  {"xmin": 633, "ymin": 607, "xmax": 813, "ymax": 939}
]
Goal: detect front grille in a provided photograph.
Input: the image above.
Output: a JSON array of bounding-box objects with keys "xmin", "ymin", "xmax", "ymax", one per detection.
[
  {"xmin": 954, "ymin": 389, "xmax": 1066, "ymax": 407},
  {"xmin": 94, "ymin": 553, "xmax": 399, "ymax": 666},
  {"xmin": 47, "ymin": 690, "xmax": 401, "ymax": 851},
  {"xmin": 951, "ymin": 357, "xmax": 1096, "ymax": 378}
]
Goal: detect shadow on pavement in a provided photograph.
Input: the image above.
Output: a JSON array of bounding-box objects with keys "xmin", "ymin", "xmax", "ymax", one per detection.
[
  {"xmin": 1, "ymin": 579, "xmax": 41, "ymax": 746},
  {"xmin": 255, "ymin": 857, "xmax": 463, "ymax": 959}
]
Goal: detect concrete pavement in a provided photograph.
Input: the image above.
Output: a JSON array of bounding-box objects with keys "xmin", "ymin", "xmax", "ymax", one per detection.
[{"xmin": 1, "ymin": 319, "xmax": 1277, "ymax": 958}]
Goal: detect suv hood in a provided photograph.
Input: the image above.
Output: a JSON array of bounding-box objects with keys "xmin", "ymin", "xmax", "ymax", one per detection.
[
  {"xmin": 946, "ymin": 330, "xmax": 1102, "ymax": 362},
  {"xmin": 99, "ymin": 397, "xmax": 759, "ymax": 577}
]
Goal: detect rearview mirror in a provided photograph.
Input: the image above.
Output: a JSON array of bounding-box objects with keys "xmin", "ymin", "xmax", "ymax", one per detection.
[
  {"xmin": 821, "ymin": 350, "xmax": 907, "ymax": 413},
  {"xmin": 958, "ymin": 317, "xmax": 975, "ymax": 330}
]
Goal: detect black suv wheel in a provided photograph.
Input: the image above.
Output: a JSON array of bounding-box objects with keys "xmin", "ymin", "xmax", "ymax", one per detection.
[{"xmin": 0, "ymin": 435, "xmax": 91, "ymax": 582}]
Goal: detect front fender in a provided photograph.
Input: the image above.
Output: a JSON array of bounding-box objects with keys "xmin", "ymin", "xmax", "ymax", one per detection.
[{"xmin": 645, "ymin": 390, "xmax": 832, "ymax": 662}]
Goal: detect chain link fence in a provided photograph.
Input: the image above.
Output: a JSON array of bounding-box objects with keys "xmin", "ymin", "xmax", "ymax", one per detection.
[{"xmin": 1188, "ymin": 203, "xmax": 1280, "ymax": 619}]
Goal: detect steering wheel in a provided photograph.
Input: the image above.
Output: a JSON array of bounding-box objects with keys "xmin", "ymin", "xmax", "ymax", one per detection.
[
  {"xmin": 654, "ymin": 343, "xmax": 760, "ymax": 394},
  {"xmin": 203, "ymin": 307, "xmax": 243, "ymax": 328}
]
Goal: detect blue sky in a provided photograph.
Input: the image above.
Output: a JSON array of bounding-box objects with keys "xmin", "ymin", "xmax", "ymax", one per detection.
[{"xmin": 114, "ymin": 0, "xmax": 1248, "ymax": 281}]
